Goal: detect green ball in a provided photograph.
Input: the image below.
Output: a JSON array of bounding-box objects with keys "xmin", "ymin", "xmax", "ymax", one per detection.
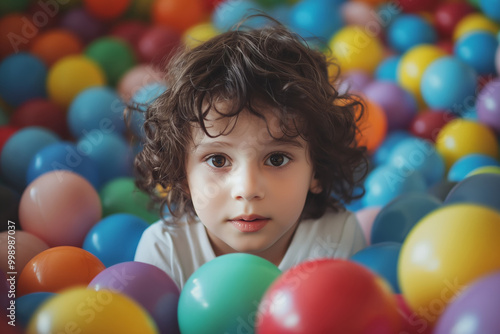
[
  {"xmin": 178, "ymin": 253, "xmax": 281, "ymax": 334},
  {"xmin": 85, "ymin": 37, "xmax": 136, "ymax": 87},
  {"xmin": 0, "ymin": 0, "xmax": 30, "ymax": 15},
  {"xmin": 99, "ymin": 177, "xmax": 160, "ymax": 224}
]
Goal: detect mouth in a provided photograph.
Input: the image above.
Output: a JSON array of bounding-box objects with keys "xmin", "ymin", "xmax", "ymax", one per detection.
[{"xmin": 228, "ymin": 215, "xmax": 270, "ymax": 233}]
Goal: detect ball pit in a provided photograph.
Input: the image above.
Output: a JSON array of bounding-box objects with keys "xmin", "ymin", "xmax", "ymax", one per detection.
[{"xmin": 1, "ymin": 1, "xmax": 500, "ymax": 332}]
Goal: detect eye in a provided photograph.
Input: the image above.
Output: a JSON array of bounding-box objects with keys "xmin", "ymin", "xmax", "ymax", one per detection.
[
  {"xmin": 265, "ymin": 153, "xmax": 290, "ymax": 167},
  {"xmin": 207, "ymin": 155, "xmax": 229, "ymax": 168}
]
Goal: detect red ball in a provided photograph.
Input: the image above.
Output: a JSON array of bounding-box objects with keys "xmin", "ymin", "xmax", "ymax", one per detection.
[
  {"xmin": 0, "ymin": 126, "xmax": 19, "ymax": 153},
  {"xmin": 395, "ymin": 294, "xmax": 433, "ymax": 334},
  {"xmin": 398, "ymin": 0, "xmax": 439, "ymax": 13},
  {"xmin": 152, "ymin": 0, "xmax": 207, "ymax": 33},
  {"xmin": 83, "ymin": 0, "xmax": 132, "ymax": 20},
  {"xmin": 434, "ymin": 2, "xmax": 476, "ymax": 38},
  {"xmin": 10, "ymin": 99, "xmax": 71, "ymax": 139},
  {"xmin": 409, "ymin": 110, "xmax": 456, "ymax": 143},
  {"xmin": 110, "ymin": 20, "xmax": 149, "ymax": 52},
  {"xmin": 436, "ymin": 39, "xmax": 454, "ymax": 54},
  {"xmin": 256, "ymin": 259, "xmax": 401, "ymax": 333},
  {"xmin": 136, "ymin": 25, "xmax": 181, "ymax": 67}
]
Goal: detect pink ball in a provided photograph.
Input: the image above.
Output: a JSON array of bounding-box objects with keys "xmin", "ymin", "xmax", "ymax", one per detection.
[
  {"xmin": 117, "ymin": 64, "xmax": 165, "ymax": 101},
  {"xmin": 355, "ymin": 206, "xmax": 382, "ymax": 245},
  {"xmin": 136, "ymin": 25, "xmax": 181, "ymax": 67},
  {"xmin": 19, "ymin": 171, "xmax": 101, "ymax": 247},
  {"xmin": 341, "ymin": 1, "xmax": 382, "ymax": 37},
  {"xmin": 0, "ymin": 231, "xmax": 49, "ymax": 277}
]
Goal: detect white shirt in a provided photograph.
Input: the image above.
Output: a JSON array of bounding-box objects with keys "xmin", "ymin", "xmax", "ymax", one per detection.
[{"xmin": 134, "ymin": 209, "xmax": 366, "ymax": 289}]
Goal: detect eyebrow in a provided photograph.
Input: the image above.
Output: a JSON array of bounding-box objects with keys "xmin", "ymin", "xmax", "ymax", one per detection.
[{"xmin": 193, "ymin": 137, "xmax": 304, "ymax": 151}]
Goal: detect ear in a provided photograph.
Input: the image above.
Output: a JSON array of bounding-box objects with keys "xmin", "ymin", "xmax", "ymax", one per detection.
[{"xmin": 309, "ymin": 176, "xmax": 322, "ymax": 194}]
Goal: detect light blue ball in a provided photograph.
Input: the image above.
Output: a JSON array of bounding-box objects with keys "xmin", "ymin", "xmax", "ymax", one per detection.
[
  {"xmin": 68, "ymin": 87, "xmax": 126, "ymax": 139},
  {"xmin": 421, "ymin": 56, "xmax": 477, "ymax": 110},
  {"xmin": 372, "ymin": 130, "xmax": 412, "ymax": 167},
  {"xmin": 287, "ymin": 0, "xmax": 344, "ymax": 40},
  {"xmin": 447, "ymin": 153, "xmax": 500, "ymax": 182},
  {"xmin": 454, "ymin": 31, "xmax": 498, "ymax": 75},
  {"xmin": 0, "ymin": 127, "xmax": 59, "ymax": 190},
  {"xmin": 480, "ymin": 0, "xmax": 500, "ymax": 21},
  {"xmin": 129, "ymin": 82, "xmax": 167, "ymax": 139},
  {"xmin": 26, "ymin": 141, "xmax": 100, "ymax": 189},
  {"xmin": 388, "ymin": 137, "xmax": 445, "ymax": 187},
  {"xmin": 0, "ymin": 53, "xmax": 47, "ymax": 107},
  {"xmin": 212, "ymin": 0, "xmax": 266, "ymax": 32},
  {"xmin": 76, "ymin": 133, "xmax": 133, "ymax": 186},
  {"xmin": 374, "ymin": 55, "xmax": 401, "ymax": 82},
  {"xmin": 83, "ymin": 213, "xmax": 150, "ymax": 267},
  {"xmin": 16, "ymin": 292, "xmax": 56, "ymax": 328},
  {"xmin": 387, "ymin": 14, "xmax": 437, "ymax": 54}
]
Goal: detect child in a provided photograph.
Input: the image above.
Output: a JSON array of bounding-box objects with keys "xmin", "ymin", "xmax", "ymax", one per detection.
[{"xmin": 133, "ymin": 16, "xmax": 368, "ymax": 289}]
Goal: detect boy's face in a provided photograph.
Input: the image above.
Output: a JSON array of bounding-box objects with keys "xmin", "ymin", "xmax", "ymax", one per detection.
[{"xmin": 185, "ymin": 106, "xmax": 321, "ymax": 263}]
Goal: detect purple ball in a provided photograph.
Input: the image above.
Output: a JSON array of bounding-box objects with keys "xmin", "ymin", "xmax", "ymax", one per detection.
[
  {"xmin": 435, "ymin": 271, "xmax": 500, "ymax": 334},
  {"xmin": 59, "ymin": 8, "xmax": 108, "ymax": 44},
  {"xmin": 363, "ymin": 81, "xmax": 417, "ymax": 130},
  {"xmin": 476, "ymin": 78, "xmax": 500, "ymax": 133},
  {"xmin": 338, "ymin": 70, "xmax": 372, "ymax": 94}
]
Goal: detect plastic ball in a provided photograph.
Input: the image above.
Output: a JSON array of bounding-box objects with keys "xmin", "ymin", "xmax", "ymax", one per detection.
[
  {"xmin": 16, "ymin": 292, "xmax": 55, "ymax": 328},
  {"xmin": 362, "ymin": 164, "xmax": 427, "ymax": 207},
  {"xmin": 83, "ymin": 214, "xmax": 149, "ymax": 267},
  {"xmin": 117, "ymin": 64, "xmax": 165, "ymax": 101},
  {"xmin": 182, "ymin": 22, "xmax": 221, "ymax": 49},
  {"xmin": 211, "ymin": 0, "xmax": 266, "ymax": 32},
  {"xmin": 26, "ymin": 141, "xmax": 100, "ymax": 189},
  {"xmin": 479, "ymin": 0, "xmax": 500, "ymax": 22},
  {"xmin": 453, "ymin": 13, "xmax": 500, "ymax": 41},
  {"xmin": 329, "ymin": 25, "xmax": 384, "ymax": 74},
  {"xmin": 67, "ymin": 86, "xmax": 126, "ymax": 139},
  {"xmin": 47, "ymin": 55, "xmax": 106, "ymax": 108},
  {"xmin": 18, "ymin": 246, "xmax": 105, "ymax": 296},
  {"xmin": 397, "ymin": 44, "xmax": 446, "ymax": 105},
  {"xmin": 476, "ymin": 78, "xmax": 500, "ymax": 133},
  {"xmin": 26, "ymin": 287, "xmax": 158, "ymax": 334},
  {"xmin": 351, "ymin": 242, "xmax": 402, "ymax": 293},
  {"xmin": 435, "ymin": 118, "xmax": 499, "ymax": 169},
  {"xmin": 76, "ymin": 133, "xmax": 133, "ymax": 186},
  {"xmin": 100, "ymin": 177, "xmax": 160, "ymax": 223},
  {"xmin": 434, "ymin": 2, "xmax": 476, "ymax": 38},
  {"xmin": 398, "ymin": 0, "xmax": 437, "ymax": 13},
  {"xmin": 337, "ymin": 70, "xmax": 372, "ymax": 94},
  {"xmin": 29, "ymin": 29, "xmax": 83, "ymax": 67},
  {"xmin": 59, "ymin": 7, "xmax": 109, "ymax": 44},
  {"xmin": 372, "ymin": 130, "xmax": 412, "ymax": 167},
  {"xmin": 83, "ymin": 0, "xmax": 132, "ymax": 20},
  {"xmin": 445, "ymin": 173, "xmax": 500, "ymax": 212},
  {"xmin": 341, "ymin": 1, "xmax": 382, "ymax": 36},
  {"xmin": 447, "ymin": 153, "xmax": 500, "ymax": 182},
  {"xmin": 395, "ymin": 294, "xmax": 433, "ymax": 334},
  {"xmin": 0, "ymin": 53, "xmax": 47, "ymax": 108},
  {"xmin": 10, "ymin": 99, "xmax": 70, "ymax": 139},
  {"xmin": 454, "ymin": 31, "xmax": 498, "ymax": 75},
  {"xmin": 288, "ymin": 0, "xmax": 344, "ymax": 40},
  {"xmin": 387, "ymin": 14, "xmax": 437, "ymax": 54},
  {"xmin": 398, "ymin": 204, "xmax": 500, "ymax": 324},
  {"xmin": 0, "ymin": 14, "xmax": 36, "ymax": 58},
  {"xmin": 467, "ymin": 165, "xmax": 500, "ymax": 176},
  {"xmin": 19, "ymin": 171, "xmax": 102, "ymax": 247},
  {"xmin": 355, "ymin": 99, "xmax": 388, "ymax": 154},
  {"xmin": 129, "ymin": 82, "xmax": 167, "ymax": 139},
  {"xmin": 136, "ymin": 25, "xmax": 181, "ymax": 67},
  {"xmin": 178, "ymin": 253, "xmax": 281, "ymax": 334},
  {"xmin": 256, "ymin": 259, "xmax": 401, "ymax": 333},
  {"xmin": 421, "ymin": 56, "xmax": 477, "ymax": 110},
  {"xmin": 110, "ymin": 20, "xmax": 149, "ymax": 51},
  {"xmin": 409, "ymin": 110, "xmax": 456, "ymax": 143},
  {"xmin": 89, "ymin": 261, "xmax": 181, "ymax": 333},
  {"xmin": 427, "ymin": 179, "xmax": 458, "ymax": 202},
  {"xmin": 363, "ymin": 80, "xmax": 417, "ymax": 131},
  {"xmin": 0, "ymin": 0, "xmax": 31, "ymax": 14},
  {"xmin": 0, "ymin": 231, "xmax": 49, "ymax": 278},
  {"xmin": 0, "ymin": 127, "xmax": 59, "ymax": 191},
  {"xmin": 374, "ymin": 55, "xmax": 401, "ymax": 82},
  {"xmin": 354, "ymin": 206, "xmax": 382, "ymax": 245},
  {"xmin": 371, "ymin": 192, "xmax": 442, "ymax": 245},
  {"xmin": 153, "ymin": 0, "xmax": 207, "ymax": 33},
  {"xmin": 0, "ymin": 126, "xmax": 18, "ymax": 155}
]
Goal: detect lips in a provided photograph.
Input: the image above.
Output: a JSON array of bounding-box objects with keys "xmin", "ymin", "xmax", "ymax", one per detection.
[{"xmin": 229, "ymin": 214, "xmax": 269, "ymax": 232}]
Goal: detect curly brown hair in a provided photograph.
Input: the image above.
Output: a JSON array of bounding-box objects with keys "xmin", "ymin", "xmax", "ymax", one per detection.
[{"xmin": 131, "ymin": 16, "xmax": 368, "ymax": 223}]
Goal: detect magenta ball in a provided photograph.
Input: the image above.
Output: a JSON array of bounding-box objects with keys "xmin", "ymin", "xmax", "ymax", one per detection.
[
  {"xmin": 363, "ymin": 81, "xmax": 418, "ymax": 130},
  {"xmin": 476, "ymin": 78, "xmax": 500, "ymax": 133},
  {"xmin": 338, "ymin": 70, "xmax": 372, "ymax": 94}
]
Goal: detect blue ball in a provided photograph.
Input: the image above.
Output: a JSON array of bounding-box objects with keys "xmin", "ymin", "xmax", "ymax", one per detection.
[
  {"xmin": 421, "ymin": 56, "xmax": 477, "ymax": 110},
  {"xmin": 445, "ymin": 173, "xmax": 500, "ymax": 212},
  {"xmin": 26, "ymin": 141, "xmax": 100, "ymax": 189},
  {"xmin": 129, "ymin": 82, "xmax": 167, "ymax": 139},
  {"xmin": 16, "ymin": 292, "xmax": 56, "ymax": 328},
  {"xmin": 370, "ymin": 192, "xmax": 442, "ymax": 245},
  {"xmin": 362, "ymin": 164, "xmax": 427, "ymax": 207},
  {"xmin": 212, "ymin": 0, "xmax": 266, "ymax": 32},
  {"xmin": 447, "ymin": 153, "xmax": 500, "ymax": 182},
  {"xmin": 68, "ymin": 86, "xmax": 126, "ymax": 139},
  {"xmin": 454, "ymin": 31, "xmax": 498, "ymax": 75},
  {"xmin": 480, "ymin": 0, "xmax": 500, "ymax": 21},
  {"xmin": 372, "ymin": 130, "xmax": 412, "ymax": 167},
  {"xmin": 76, "ymin": 133, "xmax": 133, "ymax": 186},
  {"xmin": 0, "ymin": 127, "xmax": 59, "ymax": 191},
  {"xmin": 83, "ymin": 213, "xmax": 150, "ymax": 267},
  {"xmin": 387, "ymin": 14, "xmax": 437, "ymax": 54},
  {"xmin": 0, "ymin": 53, "xmax": 47, "ymax": 107},
  {"xmin": 350, "ymin": 242, "xmax": 402, "ymax": 293},
  {"xmin": 374, "ymin": 55, "xmax": 401, "ymax": 82},
  {"xmin": 388, "ymin": 137, "xmax": 445, "ymax": 187},
  {"xmin": 287, "ymin": 0, "xmax": 344, "ymax": 40}
]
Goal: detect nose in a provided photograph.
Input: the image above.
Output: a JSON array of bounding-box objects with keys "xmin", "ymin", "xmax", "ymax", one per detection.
[{"xmin": 230, "ymin": 165, "xmax": 265, "ymax": 201}]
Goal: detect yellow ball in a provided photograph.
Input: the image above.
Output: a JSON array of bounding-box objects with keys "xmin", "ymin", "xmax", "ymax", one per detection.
[
  {"xmin": 467, "ymin": 165, "xmax": 500, "ymax": 177},
  {"xmin": 397, "ymin": 44, "xmax": 446, "ymax": 106},
  {"xmin": 47, "ymin": 55, "xmax": 106, "ymax": 108},
  {"xmin": 329, "ymin": 25, "xmax": 384, "ymax": 73},
  {"xmin": 436, "ymin": 119, "xmax": 499, "ymax": 170},
  {"xmin": 398, "ymin": 204, "xmax": 500, "ymax": 324},
  {"xmin": 453, "ymin": 13, "xmax": 500, "ymax": 41},
  {"xmin": 27, "ymin": 287, "xmax": 158, "ymax": 333},
  {"xmin": 182, "ymin": 22, "xmax": 220, "ymax": 49}
]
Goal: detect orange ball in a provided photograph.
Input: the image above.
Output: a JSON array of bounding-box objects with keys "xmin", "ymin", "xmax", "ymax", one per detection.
[
  {"xmin": 30, "ymin": 29, "xmax": 83, "ymax": 66},
  {"xmin": 0, "ymin": 14, "xmax": 37, "ymax": 58},
  {"xmin": 17, "ymin": 246, "xmax": 106, "ymax": 297},
  {"xmin": 355, "ymin": 99, "xmax": 388, "ymax": 154},
  {"xmin": 83, "ymin": 0, "xmax": 132, "ymax": 20},
  {"xmin": 153, "ymin": 0, "xmax": 207, "ymax": 33}
]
